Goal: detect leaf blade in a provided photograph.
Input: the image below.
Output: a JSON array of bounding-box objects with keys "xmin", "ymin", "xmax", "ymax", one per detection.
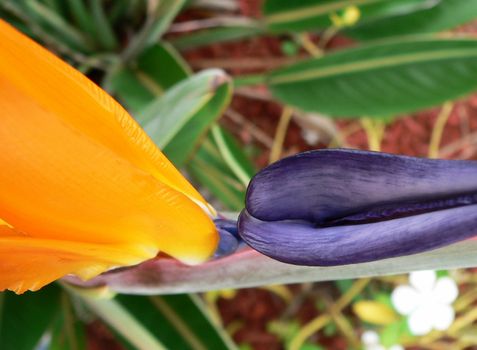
[
  {"xmin": 263, "ymin": 0, "xmax": 433, "ymax": 32},
  {"xmin": 0, "ymin": 284, "xmax": 61, "ymax": 350},
  {"xmin": 347, "ymin": 0, "xmax": 477, "ymax": 40},
  {"xmin": 79, "ymin": 293, "xmax": 238, "ymax": 350},
  {"xmin": 137, "ymin": 69, "xmax": 232, "ymax": 166},
  {"xmin": 268, "ymin": 38, "xmax": 477, "ymax": 117}
]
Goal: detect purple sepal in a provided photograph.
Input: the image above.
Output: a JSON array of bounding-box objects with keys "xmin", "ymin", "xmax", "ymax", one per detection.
[
  {"xmin": 214, "ymin": 229, "xmax": 239, "ymax": 258},
  {"xmin": 239, "ymin": 149, "xmax": 477, "ymax": 266},
  {"xmin": 246, "ymin": 149, "xmax": 477, "ymax": 223},
  {"xmin": 239, "ymin": 206, "xmax": 477, "ymax": 266},
  {"xmin": 214, "ymin": 218, "xmax": 239, "ymax": 238}
]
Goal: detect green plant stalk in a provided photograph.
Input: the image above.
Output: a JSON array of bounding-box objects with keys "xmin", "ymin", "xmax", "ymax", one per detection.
[
  {"xmin": 90, "ymin": 0, "xmax": 118, "ymax": 50},
  {"xmin": 289, "ymin": 278, "xmax": 370, "ymax": 350},
  {"xmin": 233, "ymin": 74, "xmax": 266, "ymax": 87},
  {"xmin": 121, "ymin": 0, "xmax": 186, "ymax": 63},
  {"xmin": 64, "ymin": 285, "xmax": 167, "ymax": 350},
  {"xmin": 428, "ymin": 102, "xmax": 453, "ymax": 158},
  {"xmin": 211, "ymin": 124, "xmax": 251, "ymax": 187},
  {"xmin": 25, "ymin": 0, "xmax": 93, "ymax": 52},
  {"xmin": 269, "ymin": 106, "xmax": 294, "ymax": 163},
  {"xmin": 361, "ymin": 117, "xmax": 386, "ymax": 151}
]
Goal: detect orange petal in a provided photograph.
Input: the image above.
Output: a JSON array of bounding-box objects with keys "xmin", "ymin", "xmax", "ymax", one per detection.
[
  {"xmin": 0, "ymin": 20, "xmax": 218, "ymax": 293},
  {"xmin": 0, "ymin": 20, "xmax": 211, "ymax": 211},
  {"xmin": 0, "ymin": 226, "xmax": 155, "ymax": 294}
]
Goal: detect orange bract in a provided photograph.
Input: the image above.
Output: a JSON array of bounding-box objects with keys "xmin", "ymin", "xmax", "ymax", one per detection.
[{"xmin": 0, "ymin": 20, "xmax": 218, "ymax": 294}]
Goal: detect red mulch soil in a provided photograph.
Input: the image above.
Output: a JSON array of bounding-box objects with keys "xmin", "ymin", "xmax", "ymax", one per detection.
[
  {"xmin": 87, "ymin": 321, "xmax": 125, "ymax": 350},
  {"xmin": 218, "ymin": 289, "xmax": 286, "ymax": 350}
]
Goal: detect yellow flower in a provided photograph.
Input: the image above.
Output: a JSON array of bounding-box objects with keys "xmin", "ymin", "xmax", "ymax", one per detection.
[
  {"xmin": 330, "ymin": 6, "xmax": 361, "ymax": 28},
  {"xmin": 0, "ymin": 20, "xmax": 218, "ymax": 294}
]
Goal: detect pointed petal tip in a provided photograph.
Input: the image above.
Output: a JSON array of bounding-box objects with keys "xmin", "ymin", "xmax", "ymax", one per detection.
[{"xmin": 0, "ymin": 229, "xmax": 160, "ymax": 294}]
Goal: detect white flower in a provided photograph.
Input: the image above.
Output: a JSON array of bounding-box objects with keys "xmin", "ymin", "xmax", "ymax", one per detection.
[
  {"xmin": 361, "ymin": 330, "xmax": 403, "ymax": 350},
  {"xmin": 391, "ymin": 270, "xmax": 458, "ymax": 336}
]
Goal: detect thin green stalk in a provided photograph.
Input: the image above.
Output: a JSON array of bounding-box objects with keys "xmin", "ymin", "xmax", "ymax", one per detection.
[
  {"xmin": 25, "ymin": 0, "xmax": 93, "ymax": 52},
  {"xmin": 233, "ymin": 74, "xmax": 266, "ymax": 87},
  {"xmin": 290, "ymin": 278, "xmax": 370, "ymax": 350},
  {"xmin": 90, "ymin": 0, "xmax": 118, "ymax": 50},
  {"xmin": 64, "ymin": 284, "xmax": 166, "ymax": 350},
  {"xmin": 361, "ymin": 117, "xmax": 386, "ymax": 151},
  {"xmin": 211, "ymin": 125, "xmax": 251, "ymax": 187},
  {"xmin": 61, "ymin": 292, "xmax": 79, "ymax": 350},
  {"xmin": 269, "ymin": 106, "xmax": 293, "ymax": 163},
  {"xmin": 428, "ymin": 102, "xmax": 453, "ymax": 158},
  {"xmin": 69, "ymin": 0, "xmax": 95, "ymax": 36},
  {"xmin": 121, "ymin": 0, "xmax": 185, "ymax": 63}
]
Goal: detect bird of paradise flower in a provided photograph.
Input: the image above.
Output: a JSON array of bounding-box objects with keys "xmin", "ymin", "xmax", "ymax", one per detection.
[
  {"xmin": 0, "ymin": 19, "xmax": 217, "ymax": 294},
  {"xmin": 3, "ymin": 18, "xmax": 477, "ymax": 295}
]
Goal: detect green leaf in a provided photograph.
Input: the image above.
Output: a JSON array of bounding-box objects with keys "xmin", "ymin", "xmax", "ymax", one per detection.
[
  {"xmin": 109, "ymin": 68, "xmax": 157, "ymax": 112},
  {"xmin": 380, "ymin": 318, "xmax": 410, "ymax": 347},
  {"xmin": 81, "ymin": 293, "xmax": 237, "ymax": 350},
  {"xmin": 89, "ymin": 0, "xmax": 118, "ymax": 50},
  {"xmin": 211, "ymin": 125, "xmax": 255, "ymax": 187},
  {"xmin": 189, "ymin": 136, "xmax": 248, "ymax": 210},
  {"xmin": 77, "ymin": 294, "xmax": 167, "ymax": 350},
  {"xmin": 171, "ymin": 22, "xmax": 262, "ymax": 51},
  {"xmin": 268, "ymin": 38, "xmax": 477, "ymax": 117},
  {"xmin": 49, "ymin": 292, "xmax": 86, "ymax": 350},
  {"xmin": 0, "ymin": 284, "xmax": 61, "ymax": 350},
  {"xmin": 137, "ymin": 42, "xmax": 191, "ymax": 91},
  {"xmin": 263, "ymin": 0, "xmax": 432, "ymax": 33},
  {"xmin": 68, "ymin": 0, "xmax": 95, "ymax": 37},
  {"xmin": 143, "ymin": 0, "xmax": 186, "ymax": 46},
  {"xmin": 188, "ymin": 126, "xmax": 255, "ymax": 210},
  {"xmin": 109, "ymin": 42, "xmax": 190, "ymax": 112},
  {"xmin": 41, "ymin": 0, "xmax": 65, "ymax": 15},
  {"xmin": 268, "ymin": 320, "xmax": 302, "ymax": 348},
  {"xmin": 121, "ymin": 0, "xmax": 186, "ymax": 61},
  {"xmin": 137, "ymin": 69, "xmax": 232, "ymax": 166},
  {"xmin": 151, "ymin": 294, "xmax": 237, "ymax": 350},
  {"xmin": 22, "ymin": 0, "xmax": 93, "ymax": 52},
  {"xmin": 107, "ymin": 0, "xmax": 145, "ymax": 26},
  {"xmin": 0, "ymin": 2, "xmax": 83, "ymax": 55},
  {"xmin": 347, "ymin": 0, "xmax": 477, "ymax": 40}
]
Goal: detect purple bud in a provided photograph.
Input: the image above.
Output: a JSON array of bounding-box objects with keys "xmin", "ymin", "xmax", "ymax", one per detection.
[{"xmin": 238, "ymin": 149, "xmax": 477, "ymax": 266}]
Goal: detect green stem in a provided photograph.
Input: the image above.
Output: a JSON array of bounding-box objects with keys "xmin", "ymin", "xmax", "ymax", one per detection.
[
  {"xmin": 233, "ymin": 73, "xmax": 266, "ymax": 87},
  {"xmin": 63, "ymin": 284, "xmax": 166, "ymax": 350}
]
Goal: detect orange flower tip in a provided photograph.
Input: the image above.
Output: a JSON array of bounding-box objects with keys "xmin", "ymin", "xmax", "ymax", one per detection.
[
  {"xmin": 193, "ymin": 199, "xmax": 218, "ymax": 218},
  {"xmin": 72, "ymin": 246, "xmax": 160, "ymax": 281},
  {"xmin": 178, "ymin": 255, "xmax": 213, "ymax": 266},
  {"xmin": 74, "ymin": 264, "xmax": 119, "ymax": 281},
  {"xmin": 171, "ymin": 231, "xmax": 220, "ymax": 265},
  {"xmin": 15, "ymin": 282, "xmax": 35, "ymax": 294}
]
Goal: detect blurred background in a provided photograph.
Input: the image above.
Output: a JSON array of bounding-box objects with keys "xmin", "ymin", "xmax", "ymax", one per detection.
[{"xmin": 2, "ymin": 0, "xmax": 477, "ymax": 349}]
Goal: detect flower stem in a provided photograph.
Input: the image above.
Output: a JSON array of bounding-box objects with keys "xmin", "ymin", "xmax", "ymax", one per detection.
[
  {"xmin": 361, "ymin": 117, "xmax": 386, "ymax": 152},
  {"xmin": 269, "ymin": 106, "xmax": 294, "ymax": 163},
  {"xmin": 233, "ymin": 74, "xmax": 266, "ymax": 87},
  {"xmin": 428, "ymin": 102, "xmax": 453, "ymax": 158}
]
